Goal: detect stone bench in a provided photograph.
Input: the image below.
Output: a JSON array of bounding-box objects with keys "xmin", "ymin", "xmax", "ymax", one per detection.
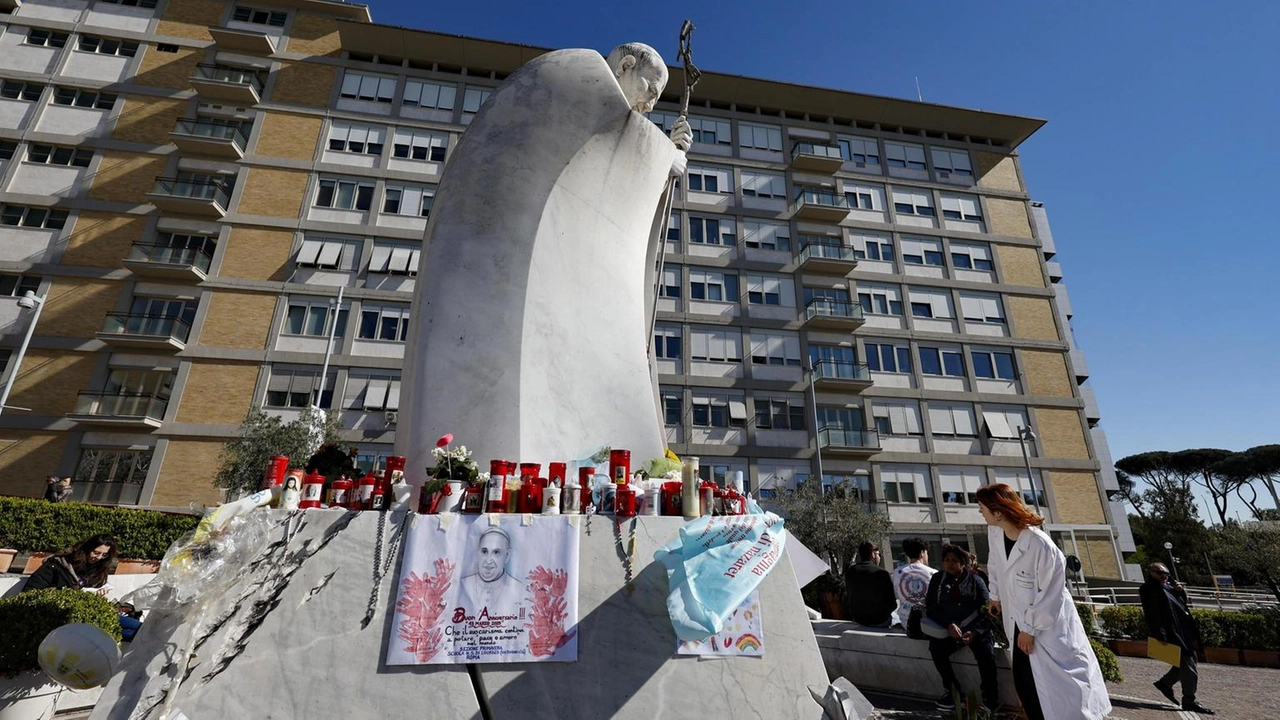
[{"xmin": 811, "ymin": 620, "xmax": 1020, "ymax": 708}]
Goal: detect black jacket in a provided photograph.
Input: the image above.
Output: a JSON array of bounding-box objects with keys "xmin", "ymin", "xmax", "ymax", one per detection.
[
  {"xmin": 1140, "ymin": 578, "xmax": 1197, "ymax": 650},
  {"xmin": 925, "ymin": 569, "xmax": 990, "ymax": 631},
  {"xmin": 843, "ymin": 560, "xmax": 897, "ymax": 626},
  {"xmin": 22, "ymin": 557, "xmax": 83, "ymax": 592}
]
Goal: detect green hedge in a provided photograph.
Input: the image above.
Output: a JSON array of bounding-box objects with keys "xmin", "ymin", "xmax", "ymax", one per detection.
[
  {"xmin": 0, "ymin": 496, "xmax": 199, "ymax": 560},
  {"xmin": 1097, "ymin": 604, "xmax": 1280, "ymax": 651},
  {"xmin": 0, "ymin": 588, "xmax": 122, "ymax": 678},
  {"xmin": 1090, "ymin": 638, "xmax": 1123, "ymax": 682}
]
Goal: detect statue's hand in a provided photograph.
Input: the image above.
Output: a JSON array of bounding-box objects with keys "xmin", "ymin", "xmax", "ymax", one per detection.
[
  {"xmin": 670, "ymin": 116, "xmax": 692, "ymax": 153},
  {"xmin": 670, "ymin": 151, "xmax": 687, "ymax": 178}
]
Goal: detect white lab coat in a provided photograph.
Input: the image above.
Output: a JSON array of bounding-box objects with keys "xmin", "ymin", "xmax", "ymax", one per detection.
[{"xmin": 986, "ymin": 526, "xmax": 1111, "ymax": 720}]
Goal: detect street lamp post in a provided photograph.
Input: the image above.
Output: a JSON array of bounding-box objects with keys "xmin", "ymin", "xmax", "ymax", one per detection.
[
  {"xmin": 0, "ymin": 291, "xmax": 47, "ymax": 417},
  {"xmin": 1016, "ymin": 425, "xmax": 1043, "ymax": 518},
  {"xmin": 807, "ymin": 357, "xmax": 824, "ymax": 487},
  {"xmin": 1163, "ymin": 541, "xmax": 1180, "ymax": 583}
]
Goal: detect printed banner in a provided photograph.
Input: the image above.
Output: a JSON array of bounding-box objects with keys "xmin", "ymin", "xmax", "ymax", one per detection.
[
  {"xmin": 387, "ymin": 515, "xmax": 580, "ymax": 665},
  {"xmin": 677, "ymin": 591, "xmax": 764, "ymax": 657}
]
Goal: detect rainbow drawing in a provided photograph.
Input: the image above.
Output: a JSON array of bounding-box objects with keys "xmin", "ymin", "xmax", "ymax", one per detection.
[{"xmin": 735, "ymin": 634, "xmax": 762, "ymax": 652}]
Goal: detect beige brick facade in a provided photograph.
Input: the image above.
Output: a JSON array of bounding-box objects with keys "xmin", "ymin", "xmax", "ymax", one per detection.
[
  {"xmin": 219, "ymin": 226, "xmax": 293, "ymax": 281},
  {"xmin": 255, "ymin": 112, "xmax": 322, "ymax": 160},
  {"xmin": 1035, "ymin": 407, "xmax": 1090, "ymax": 460},
  {"xmin": 155, "ymin": 0, "xmax": 224, "ymax": 41},
  {"xmin": 286, "ymin": 13, "xmax": 344, "ymax": 56},
  {"xmin": 237, "ymin": 168, "xmax": 310, "ymax": 217},
  {"xmin": 1021, "ymin": 349, "xmax": 1073, "ymax": 398},
  {"xmin": 270, "ymin": 61, "xmax": 336, "ymax": 107},
  {"xmin": 88, "ymin": 152, "xmax": 167, "ymax": 204},
  {"xmin": 1080, "ymin": 537, "xmax": 1120, "ymax": 579},
  {"xmin": 9, "ymin": 351, "xmax": 95, "ymax": 416},
  {"xmin": 112, "ymin": 96, "xmax": 189, "ymax": 146},
  {"xmin": 40, "ymin": 278, "xmax": 117, "ymax": 337},
  {"xmin": 994, "ymin": 244, "xmax": 1044, "ymax": 288},
  {"xmin": 199, "ymin": 290, "xmax": 277, "ymax": 349},
  {"xmin": 975, "ymin": 152, "xmax": 1022, "ymax": 192},
  {"xmin": 135, "ymin": 46, "xmax": 203, "ymax": 91},
  {"xmin": 1050, "ymin": 470, "xmax": 1105, "ymax": 523},
  {"xmin": 61, "ymin": 211, "xmax": 143, "ymax": 268},
  {"xmin": 151, "ymin": 440, "xmax": 224, "ymax": 506},
  {"xmin": 986, "ymin": 197, "xmax": 1033, "ymax": 239},
  {"xmin": 176, "ymin": 361, "xmax": 259, "ymax": 424},
  {"xmin": 0, "ymin": 433, "xmax": 70, "ymax": 498},
  {"xmin": 1007, "ymin": 295, "xmax": 1059, "ymax": 341}
]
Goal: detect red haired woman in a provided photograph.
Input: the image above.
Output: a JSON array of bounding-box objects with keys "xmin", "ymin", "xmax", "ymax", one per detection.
[{"xmin": 977, "ymin": 483, "xmax": 1110, "ymax": 720}]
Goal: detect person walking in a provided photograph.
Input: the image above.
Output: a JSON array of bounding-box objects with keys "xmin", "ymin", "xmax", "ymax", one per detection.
[
  {"xmin": 925, "ymin": 544, "xmax": 999, "ymax": 713},
  {"xmin": 977, "ymin": 483, "xmax": 1110, "ymax": 720},
  {"xmin": 1142, "ymin": 562, "xmax": 1213, "ymax": 714},
  {"xmin": 843, "ymin": 541, "xmax": 897, "ymax": 628},
  {"xmin": 891, "ymin": 536, "xmax": 936, "ymax": 634},
  {"xmin": 43, "ymin": 475, "xmax": 72, "ymax": 502}
]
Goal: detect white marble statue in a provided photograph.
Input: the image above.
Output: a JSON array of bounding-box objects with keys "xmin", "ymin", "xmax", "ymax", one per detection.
[{"xmin": 396, "ymin": 43, "xmax": 692, "ymax": 486}]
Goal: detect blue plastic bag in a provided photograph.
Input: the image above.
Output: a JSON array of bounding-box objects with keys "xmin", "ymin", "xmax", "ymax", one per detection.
[{"xmin": 654, "ymin": 513, "xmax": 786, "ymax": 642}]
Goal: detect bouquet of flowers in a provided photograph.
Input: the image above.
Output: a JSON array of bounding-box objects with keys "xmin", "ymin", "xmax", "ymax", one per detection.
[{"xmin": 422, "ymin": 434, "xmax": 480, "ymax": 512}]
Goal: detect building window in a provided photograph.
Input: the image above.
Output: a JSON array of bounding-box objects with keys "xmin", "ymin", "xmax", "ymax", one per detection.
[
  {"xmin": 993, "ymin": 467, "xmax": 1046, "ymax": 507},
  {"xmin": 52, "ymin": 87, "xmax": 117, "ymax": 109},
  {"xmin": 0, "ymin": 273, "xmax": 41, "ymax": 297},
  {"xmin": 265, "ymin": 367, "xmax": 334, "ymax": 408},
  {"xmin": 359, "ymin": 304, "xmax": 410, "ymax": 342},
  {"xmin": 156, "ymin": 43, "xmax": 179, "ymax": 52},
  {"xmin": 0, "ymin": 205, "xmax": 70, "ymax": 230},
  {"xmin": 844, "ymin": 182, "xmax": 885, "ymax": 211},
  {"xmin": 231, "ymin": 5, "xmax": 288, "ymax": 26},
  {"xmin": 928, "ymin": 403, "xmax": 977, "ymax": 437},
  {"xmin": 646, "ymin": 111, "xmax": 677, "ymax": 132},
  {"xmin": 880, "ymin": 463, "xmax": 932, "ymax": 504},
  {"xmin": 99, "ymin": 0, "xmax": 159, "ymax": 7},
  {"xmin": 900, "ymin": 236, "xmax": 944, "ymax": 266},
  {"xmin": 941, "ymin": 193, "xmax": 983, "ymax": 221},
  {"xmin": 750, "ymin": 331, "xmax": 801, "ymax": 366},
  {"xmin": 314, "ymin": 178, "xmax": 374, "ymax": 211},
  {"xmin": 907, "ymin": 287, "xmax": 953, "ymax": 319},
  {"xmin": 688, "ymin": 215, "xmax": 735, "ymax": 245},
  {"xmin": 740, "ymin": 170, "xmax": 785, "ymax": 199},
  {"xmin": 958, "ymin": 292, "xmax": 1006, "ymax": 325},
  {"xmin": 688, "ymin": 116, "xmax": 730, "ymax": 146},
  {"xmin": 686, "ymin": 165, "xmax": 732, "ymax": 194},
  {"xmin": 689, "ymin": 269, "xmax": 737, "ymax": 302},
  {"xmin": 382, "ymin": 185, "xmax": 434, "ymax": 217},
  {"xmin": 971, "ymin": 348, "xmax": 1016, "ymax": 380},
  {"xmin": 872, "ymin": 400, "xmax": 923, "ymax": 436},
  {"xmin": 741, "ymin": 220, "xmax": 790, "ymax": 251},
  {"xmin": 755, "ymin": 395, "xmax": 806, "ymax": 431},
  {"xmin": 816, "ymin": 406, "xmax": 863, "ymax": 432},
  {"xmin": 340, "ymin": 72, "xmax": 396, "ymax": 103},
  {"xmin": 865, "ymin": 340, "xmax": 911, "ymax": 374},
  {"xmin": 804, "ymin": 286, "xmax": 850, "ymax": 306},
  {"xmin": 659, "ymin": 266, "xmax": 681, "ymax": 298},
  {"xmin": 690, "ymin": 327, "xmax": 742, "ymax": 363},
  {"xmin": 857, "ymin": 283, "xmax": 903, "ymax": 316},
  {"xmin": 653, "ymin": 325, "xmax": 682, "ymax": 360},
  {"xmin": 402, "ymin": 79, "xmax": 456, "ymax": 109},
  {"xmin": 462, "ymin": 87, "xmax": 492, "ymax": 116},
  {"xmin": 746, "ymin": 274, "xmax": 793, "ymax": 306},
  {"xmin": 982, "ymin": 408, "xmax": 1029, "ymax": 440},
  {"xmin": 666, "ymin": 213, "xmax": 680, "ymax": 244},
  {"xmin": 691, "ymin": 390, "xmax": 747, "ymax": 428},
  {"xmin": 892, "ymin": 188, "xmax": 935, "ymax": 217},
  {"xmin": 25, "ymin": 144, "xmax": 93, "ymax": 167},
  {"xmin": 27, "ymin": 29, "xmax": 70, "ymax": 48},
  {"xmin": 0, "ymin": 140, "xmax": 16, "ymax": 161},
  {"xmin": 1, "ymin": 81, "xmax": 43, "ymax": 103},
  {"xmin": 931, "ymin": 148, "xmax": 973, "ymax": 179},
  {"xmin": 72, "ymin": 448, "xmax": 152, "ymax": 505},
  {"xmin": 919, "ymin": 346, "xmax": 965, "ymax": 377},
  {"xmin": 327, "ymin": 122, "xmax": 386, "ymax": 155},
  {"xmin": 939, "ymin": 466, "xmax": 984, "ymax": 504},
  {"xmin": 850, "ymin": 231, "xmax": 893, "ymax": 261},
  {"xmin": 951, "ymin": 242, "xmax": 994, "ymax": 271},
  {"xmin": 77, "ymin": 36, "xmax": 139, "ymax": 56},
  {"xmin": 809, "ymin": 343, "xmax": 856, "ymax": 371},
  {"xmin": 368, "ymin": 243, "xmax": 420, "ymax": 275},
  {"xmin": 391, "ymin": 128, "xmax": 447, "ymax": 161},
  {"xmin": 347, "ymin": 372, "xmax": 401, "ymax": 411},
  {"xmin": 838, "ymin": 135, "xmax": 880, "ymax": 166},
  {"xmin": 661, "ymin": 388, "xmax": 682, "ymax": 426},
  {"xmin": 296, "ymin": 237, "xmax": 355, "ymax": 270},
  {"xmin": 284, "ymin": 301, "xmax": 346, "ymax": 337},
  {"xmin": 738, "ymin": 122, "xmax": 782, "ymax": 151},
  {"xmin": 884, "ymin": 142, "xmax": 927, "ymax": 171}
]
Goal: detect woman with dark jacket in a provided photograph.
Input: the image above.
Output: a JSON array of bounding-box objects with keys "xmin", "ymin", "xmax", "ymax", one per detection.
[
  {"xmin": 23, "ymin": 534, "xmax": 142, "ymax": 641},
  {"xmin": 925, "ymin": 544, "xmax": 999, "ymax": 712}
]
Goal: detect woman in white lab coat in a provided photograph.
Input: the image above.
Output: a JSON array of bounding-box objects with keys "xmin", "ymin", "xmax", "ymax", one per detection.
[{"xmin": 976, "ymin": 483, "xmax": 1110, "ymax": 720}]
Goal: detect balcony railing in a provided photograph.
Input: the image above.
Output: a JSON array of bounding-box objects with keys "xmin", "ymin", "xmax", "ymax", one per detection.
[
  {"xmin": 790, "ymin": 188, "xmax": 850, "ymax": 221},
  {"xmin": 171, "ymin": 118, "xmax": 249, "ymax": 153},
  {"xmin": 792, "ymin": 141, "xmax": 843, "ymax": 160},
  {"xmin": 797, "ymin": 239, "xmax": 859, "ymax": 271},
  {"xmin": 818, "ymin": 427, "xmax": 880, "ymax": 451},
  {"xmin": 812, "ymin": 360, "xmax": 872, "ymax": 383},
  {"xmin": 126, "ymin": 241, "xmax": 213, "ymax": 274},
  {"xmin": 71, "ymin": 392, "xmax": 168, "ymax": 423},
  {"xmin": 804, "ymin": 297, "xmax": 864, "ymax": 324},
  {"xmin": 192, "ymin": 63, "xmax": 264, "ymax": 93},
  {"xmin": 100, "ymin": 313, "xmax": 192, "ymax": 343},
  {"xmin": 791, "ymin": 141, "xmax": 844, "ymax": 172},
  {"xmin": 151, "ymin": 177, "xmax": 232, "ymax": 210}
]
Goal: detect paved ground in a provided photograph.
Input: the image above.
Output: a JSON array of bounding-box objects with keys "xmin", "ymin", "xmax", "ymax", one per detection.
[{"xmin": 863, "ymin": 655, "xmax": 1280, "ymax": 719}]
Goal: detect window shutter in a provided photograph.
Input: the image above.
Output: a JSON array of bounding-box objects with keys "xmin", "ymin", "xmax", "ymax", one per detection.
[
  {"xmin": 728, "ymin": 400, "xmax": 748, "ymax": 421},
  {"xmin": 953, "ymin": 406, "xmax": 976, "ymax": 436},
  {"xmin": 929, "ymin": 406, "xmax": 955, "ymax": 435},
  {"xmin": 386, "ymin": 380, "xmax": 401, "ymax": 411},
  {"xmin": 298, "ymin": 239, "xmax": 323, "ymax": 266},
  {"xmin": 389, "ymin": 247, "xmax": 412, "ymax": 273},
  {"xmin": 316, "ymin": 241, "xmax": 342, "ymax": 267},
  {"xmin": 369, "ymin": 245, "xmax": 392, "ymax": 273},
  {"xmin": 982, "ymin": 411, "xmax": 1014, "ymax": 438},
  {"xmin": 364, "ymin": 378, "xmax": 389, "ymax": 409}
]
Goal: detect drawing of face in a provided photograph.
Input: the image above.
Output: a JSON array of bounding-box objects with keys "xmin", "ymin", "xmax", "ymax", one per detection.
[{"xmin": 477, "ymin": 532, "xmax": 510, "ymax": 583}]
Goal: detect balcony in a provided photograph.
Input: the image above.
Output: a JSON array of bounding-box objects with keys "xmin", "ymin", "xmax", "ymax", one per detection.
[
  {"xmin": 96, "ymin": 313, "xmax": 191, "ymax": 351},
  {"xmin": 169, "ymin": 118, "xmax": 249, "ymax": 159},
  {"xmin": 122, "ymin": 242, "xmax": 212, "ymax": 281},
  {"xmin": 67, "ymin": 392, "xmax": 167, "ymax": 428},
  {"xmin": 147, "ymin": 177, "xmax": 232, "ymax": 217},
  {"xmin": 802, "ymin": 298, "xmax": 865, "ymax": 330},
  {"xmin": 189, "ymin": 63, "xmax": 264, "ymax": 104},
  {"xmin": 812, "ymin": 360, "xmax": 873, "ymax": 392},
  {"xmin": 789, "ymin": 188, "xmax": 849, "ymax": 222},
  {"xmin": 817, "ymin": 427, "xmax": 880, "ymax": 457},
  {"xmin": 790, "ymin": 141, "xmax": 844, "ymax": 173},
  {"xmin": 209, "ymin": 26, "xmax": 277, "ymax": 55},
  {"xmin": 797, "ymin": 238, "xmax": 858, "ymax": 275}
]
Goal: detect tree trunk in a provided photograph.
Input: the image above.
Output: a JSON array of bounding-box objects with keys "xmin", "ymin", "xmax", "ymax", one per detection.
[{"xmin": 1265, "ymin": 571, "xmax": 1280, "ymax": 605}]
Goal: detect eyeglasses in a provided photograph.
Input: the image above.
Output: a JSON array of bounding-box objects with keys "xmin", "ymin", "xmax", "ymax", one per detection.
[{"xmin": 1152, "ymin": 570, "xmax": 1169, "ymax": 577}]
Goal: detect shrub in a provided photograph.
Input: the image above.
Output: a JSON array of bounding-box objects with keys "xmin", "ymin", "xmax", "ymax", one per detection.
[
  {"xmin": 1191, "ymin": 609, "xmax": 1225, "ymax": 648},
  {"xmin": 1098, "ymin": 605, "xmax": 1147, "ymax": 639},
  {"xmin": 1097, "ymin": 603, "xmax": 1279, "ymax": 651},
  {"xmin": 0, "ymin": 588, "xmax": 122, "ymax": 678},
  {"xmin": 0, "ymin": 496, "xmax": 199, "ymax": 560},
  {"xmin": 1076, "ymin": 602, "xmax": 1098, "ymax": 635},
  {"xmin": 1090, "ymin": 638, "xmax": 1123, "ymax": 683}
]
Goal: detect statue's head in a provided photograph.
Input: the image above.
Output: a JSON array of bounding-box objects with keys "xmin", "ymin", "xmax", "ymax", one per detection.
[{"xmin": 607, "ymin": 42, "xmax": 667, "ymax": 113}]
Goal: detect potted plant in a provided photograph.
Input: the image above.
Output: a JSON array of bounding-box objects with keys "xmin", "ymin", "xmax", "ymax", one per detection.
[
  {"xmin": 0, "ymin": 549, "xmax": 15, "ymax": 574},
  {"xmin": 0, "ymin": 588, "xmax": 122, "ymax": 720},
  {"xmin": 422, "ymin": 434, "xmax": 479, "ymax": 513}
]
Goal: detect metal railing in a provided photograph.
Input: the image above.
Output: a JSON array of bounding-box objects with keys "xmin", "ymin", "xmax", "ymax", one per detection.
[
  {"xmin": 791, "ymin": 141, "xmax": 843, "ymax": 161},
  {"xmin": 151, "ymin": 176, "xmax": 232, "ymax": 209},
  {"xmin": 812, "ymin": 360, "xmax": 871, "ymax": 383},
  {"xmin": 127, "ymin": 242, "xmax": 213, "ymax": 273},
  {"xmin": 817, "ymin": 427, "xmax": 880, "ymax": 450},
  {"xmin": 798, "ymin": 239, "xmax": 859, "ymax": 265},
  {"xmin": 172, "ymin": 117, "xmax": 249, "ymax": 151},
  {"xmin": 100, "ymin": 313, "xmax": 192, "ymax": 343},
  {"xmin": 72, "ymin": 392, "xmax": 168, "ymax": 421},
  {"xmin": 192, "ymin": 63, "xmax": 264, "ymax": 93},
  {"xmin": 804, "ymin": 297, "xmax": 864, "ymax": 322},
  {"xmin": 790, "ymin": 188, "xmax": 849, "ymax": 214},
  {"xmin": 1080, "ymin": 584, "xmax": 1278, "ymax": 611}
]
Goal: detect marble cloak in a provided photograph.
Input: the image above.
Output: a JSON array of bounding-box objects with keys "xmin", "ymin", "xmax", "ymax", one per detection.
[{"xmin": 396, "ymin": 49, "xmax": 677, "ymax": 485}]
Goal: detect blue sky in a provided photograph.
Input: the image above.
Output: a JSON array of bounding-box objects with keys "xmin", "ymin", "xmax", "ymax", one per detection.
[{"xmin": 365, "ymin": 1, "xmax": 1279, "ymax": 512}]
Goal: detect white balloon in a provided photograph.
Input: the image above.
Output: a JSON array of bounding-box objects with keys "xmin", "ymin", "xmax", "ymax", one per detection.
[{"xmin": 38, "ymin": 623, "xmax": 121, "ymax": 690}]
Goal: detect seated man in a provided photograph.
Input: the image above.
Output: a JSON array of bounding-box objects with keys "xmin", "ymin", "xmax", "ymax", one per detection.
[
  {"xmin": 925, "ymin": 545, "xmax": 998, "ymax": 712},
  {"xmin": 843, "ymin": 541, "xmax": 896, "ymax": 628},
  {"xmin": 891, "ymin": 536, "xmax": 936, "ymax": 634}
]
